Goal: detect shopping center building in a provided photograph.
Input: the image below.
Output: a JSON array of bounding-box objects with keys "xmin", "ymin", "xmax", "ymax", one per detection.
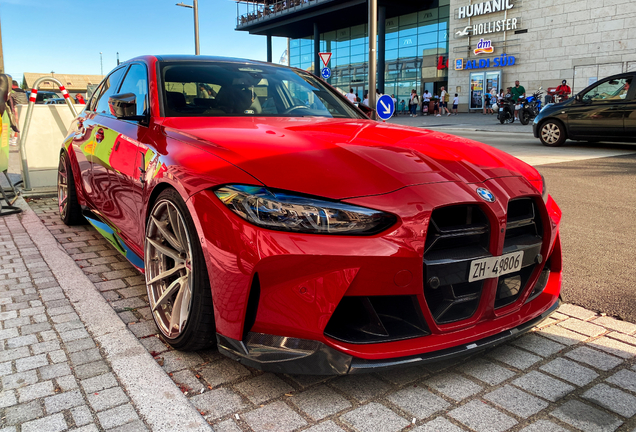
[{"xmin": 236, "ymin": 0, "xmax": 636, "ymax": 111}]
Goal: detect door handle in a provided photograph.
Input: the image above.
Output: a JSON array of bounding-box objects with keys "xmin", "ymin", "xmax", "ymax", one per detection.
[{"xmin": 139, "ymin": 151, "xmax": 147, "ymax": 186}]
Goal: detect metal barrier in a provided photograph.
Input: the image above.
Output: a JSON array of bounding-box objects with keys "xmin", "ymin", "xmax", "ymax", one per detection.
[{"xmin": 19, "ymin": 77, "xmax": 79, "ymax": 190}]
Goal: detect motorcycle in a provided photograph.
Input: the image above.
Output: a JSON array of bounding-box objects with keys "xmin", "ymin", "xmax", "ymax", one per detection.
[
  {"xmin": 497, "ymin": 95, "xmax": 515, "ymax": 124},
  {"xmin": 519, "ymin": 88, "xmax": 543, "ymax": 125}
]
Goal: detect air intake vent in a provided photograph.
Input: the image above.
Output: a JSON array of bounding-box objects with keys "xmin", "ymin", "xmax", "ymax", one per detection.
[
  {"xmin": 497, "ymin": 198, "xmax": 544, "ymax": 308},
  {"xmin": 424, "ymin": 205, "xmax": 491, "ymax": 324},
  {"xmin": 324, "ymin": 296, "xmax": 429, "ymax": 344}
]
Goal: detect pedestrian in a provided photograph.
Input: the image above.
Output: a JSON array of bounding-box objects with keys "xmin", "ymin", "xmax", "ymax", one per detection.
[
  {"xmin": 511, "ymin": 80, "xmax": 526, "ymax": 120},
  {"xmin": 8, "ymin": 80, "xmax": 26, "ymax": 146},
  {"xmin": 409, "ymin": 89, "xmax": 419, "ymax": 117},
  {"xmin": 439, "ymin": 86, "xmax": 450, "ymax": 116},
  {"xmin": 345, "ymin": 88, "xmax": 357, "ymax": 104},
  {"xmin": 75, "ymin": 93, "xmax": 86, "ymax": 104},
  {"xmin": 399, "ymin": 99, "xmax": 406, "ymax": 115},
  {"xmin": 483, "ymin": 92, "xmax": 491, "ymax": 114},
  {"xmin": 362, "ymin": 91, "xmax": 369, "ymax": 106},
  {"xmin": 452, "ymin": 94, "xmax": 459, "ymax": 115},
  {"xmin": 490, "ymin": 87, "xmax": 498, "ymax": 111},
  {"xmin": 555, "ymin": 80, "xmax": 571, "ymax": 102},
  {"xmin": 421, "ymin": 90, "xmax": 431, "ymax": 115},
  {"xmin": 391, "ymin": 94, "xmax": 397, "ymax": 117},
  {"xmin": 433, "ymin": 96, "xmax": 439, "ymax": 116}
]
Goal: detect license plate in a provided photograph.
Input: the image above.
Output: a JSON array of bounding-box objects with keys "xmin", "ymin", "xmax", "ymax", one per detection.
[
  {"xmin": 499, "ymin": 108, "xmax": 503, "ymax": 111},
  {"xmin": 468, "ymin": 251, "xmax": 524, "ymax": 282}
]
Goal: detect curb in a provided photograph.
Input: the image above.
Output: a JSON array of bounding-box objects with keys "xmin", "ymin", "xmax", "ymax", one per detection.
[{"xmin": 15, "ymin": 198, "xmax": 213, "ymax": 432}]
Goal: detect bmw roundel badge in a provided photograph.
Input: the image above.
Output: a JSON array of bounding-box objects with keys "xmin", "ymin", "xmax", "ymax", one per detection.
[{"xmin": 476, "ymin": 187, "xmax": 496, "ymax": 203}]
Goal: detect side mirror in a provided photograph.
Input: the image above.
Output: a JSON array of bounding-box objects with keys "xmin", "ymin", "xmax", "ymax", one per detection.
[
  {"xmin": 357, "ymin": 103, "xmax": 376, "ymax": 120},
  {"xmin": 108, "ymin": 93, "xmax": 139, "ymax": 119}
]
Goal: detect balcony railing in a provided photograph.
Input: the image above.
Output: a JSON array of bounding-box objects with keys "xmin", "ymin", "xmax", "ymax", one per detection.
[{"xmin": 236, "ymin": 0, "xmax": 329, "ymax": 27}]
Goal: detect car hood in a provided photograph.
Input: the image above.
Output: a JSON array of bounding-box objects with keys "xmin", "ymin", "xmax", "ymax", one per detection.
[{"xmin": 161, "ymin": 117, "xmax": 540, "ymax": 200}]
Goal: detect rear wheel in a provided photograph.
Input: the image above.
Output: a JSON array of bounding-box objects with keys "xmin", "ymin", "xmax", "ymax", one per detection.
[
  {"xmin": 144, "ymin": 188, "xmax": 215, "ymax": 351},
  {"xmin": 499, "ymin": 107, "xmax": 513, "ymax": 124},
  {"xmin": 539, "ymin": 120, "xmax": 567, "ymax": 147},
  {"xmin": 57, "ymin": 151, "xmax": 84, "ymax": 225}
]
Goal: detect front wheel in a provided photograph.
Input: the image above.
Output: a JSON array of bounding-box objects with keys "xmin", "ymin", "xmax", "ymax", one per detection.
[
  {"xmin": 519, "ymin": 109, "xmax": 533, "ymax": 125},
  {"xmin": 539, "ymin": 120, "xmax": 567, "ymax": 147},
  {"xmin": 145, "ymin": 188, "xmax": 215, "ymax": 351}
]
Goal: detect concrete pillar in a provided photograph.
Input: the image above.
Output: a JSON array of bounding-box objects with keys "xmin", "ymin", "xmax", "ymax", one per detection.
[
  {"xmin": 314, "ymin": 23, "xmax": 320, "ymax": 76},
  {"xmin": 378, "ymin": 6, "xmax": 386, "ymax": 95},
  {"xmin": 267, "ymin": 34, "xmax": 273, "ymax": 63}
]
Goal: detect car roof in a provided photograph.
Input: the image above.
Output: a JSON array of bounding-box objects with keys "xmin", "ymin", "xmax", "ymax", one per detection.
[{"xmin": 126, "ymin": 54, "xmax": 284, "ymax": 69}]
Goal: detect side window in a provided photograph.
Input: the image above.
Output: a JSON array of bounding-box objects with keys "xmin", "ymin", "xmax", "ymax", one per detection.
[
  {"xmin": 87, "ymin": 82, "xmax": 104, "ymax": 112},
  {"xmin": 118, "ymin": 64, "xmax": 149, "ymax": 116},
  {"xmin": 582, "ymin": 77, "xmax": 632, "ymax": 103},
  {"xmin": 94, "ymin": 67, "xmax": 127, "ymax": 115}
]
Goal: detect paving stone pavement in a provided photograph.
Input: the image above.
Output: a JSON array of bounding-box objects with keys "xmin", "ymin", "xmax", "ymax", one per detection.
[
  {"xmin": 0, "ymin": 205, "xmax": 148, "ymax": 431},
  {"xmin": 21, "ymin": 197, "xmax": 636, "ymax": 432}
]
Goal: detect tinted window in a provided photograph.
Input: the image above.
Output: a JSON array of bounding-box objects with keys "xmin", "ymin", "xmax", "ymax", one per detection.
[
  {"xmin": 582, "ymin": 77, "xmax": 632, "ymax": 103},
  {"xmin": 160, "ymin": 61, "xmax": 364, "ymax": 119},
  {"xmin": 94, "ymin": 67, "xmax": 127, "ymax": 115},
  {"xmin": 118, "ymin": 64, "xmax": 149, "ymax": 116}
]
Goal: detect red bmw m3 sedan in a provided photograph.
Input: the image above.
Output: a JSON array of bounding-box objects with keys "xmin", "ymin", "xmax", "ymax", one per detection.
[{"xmin": 58, "ymin": 55, "xmax": 562, "ymax": 375}]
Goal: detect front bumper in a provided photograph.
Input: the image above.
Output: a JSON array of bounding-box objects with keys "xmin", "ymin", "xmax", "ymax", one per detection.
[
  {"xmin": 188, "ymin": 176, "xmax": 562, "ymax": 374},
  {"xmin": 218, "ymin": 298, "xmax": 560, "ymax": 375}
]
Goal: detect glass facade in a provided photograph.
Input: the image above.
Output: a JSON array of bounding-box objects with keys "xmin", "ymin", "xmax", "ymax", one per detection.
[{"xmin": 289, "ymin": 2, "xmax": 450, "ymax": 109}]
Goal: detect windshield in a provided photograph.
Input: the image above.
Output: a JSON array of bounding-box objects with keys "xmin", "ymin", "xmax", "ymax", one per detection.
[{"xmin": 160, "ymin": 61, "xmax": 363, "ymax": 119}]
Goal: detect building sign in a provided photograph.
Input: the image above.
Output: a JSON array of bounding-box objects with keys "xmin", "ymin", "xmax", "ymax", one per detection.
[
  {"xmin": 459, "ymin": 54, "xmax": 516, "ymax": 70},
  {"xmin": 474, "ymin": 39, "xmax": 494, "ymax": 55},
  {"xmin": 437, "ymin": 56, "xmax": 449, "ymax": 70},
  {"xmin": 455, "ymin": 59, "xmax": 464, "ymax": 70},
  {"xmin": 458, "ymin": 0, "xmax": 514, "ymax": 19},
  {"xmin": 455, "ymin": 18, "xmax": 519, "ymax": 37}
]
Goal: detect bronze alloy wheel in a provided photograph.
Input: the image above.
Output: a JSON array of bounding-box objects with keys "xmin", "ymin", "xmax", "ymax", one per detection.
[
  {"xmin": 57, "ymin": 151, "xmax": 83, "ymax": 226},
  {"xmin": 57, "ymin": 153, "xmax": 69, "ymax": 219},
  {"xmin": 145, "ymin": 198, "xmax": 194, "ymax": 340}
]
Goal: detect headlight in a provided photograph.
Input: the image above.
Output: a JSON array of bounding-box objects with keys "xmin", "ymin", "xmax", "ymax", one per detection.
[
  {"xmin": 214, "ymin": 185, "xmax": 397, "ymax": 235},
  {"xmin": 541, "ymin": 174, "xmax": 548, "ymax": 203},
  {"xmin": 530, "ymin": 175, "xmax": 548, "ymax": 203}
]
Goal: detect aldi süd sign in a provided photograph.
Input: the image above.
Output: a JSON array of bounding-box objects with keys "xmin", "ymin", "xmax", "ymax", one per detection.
[{"xmin": 455, "ymin": 54, "xmax": 516, "ymax": 70}]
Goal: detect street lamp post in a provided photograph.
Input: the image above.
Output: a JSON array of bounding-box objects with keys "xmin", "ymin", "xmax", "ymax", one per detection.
[{"xmin": 176, "ymin": 0, "xmax": 200, "ymax": 55}]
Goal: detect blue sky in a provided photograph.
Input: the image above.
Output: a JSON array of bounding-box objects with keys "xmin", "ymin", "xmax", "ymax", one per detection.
[{"xmin": 1, "ymin": 0, "xmax": 287, "ymax": 80}]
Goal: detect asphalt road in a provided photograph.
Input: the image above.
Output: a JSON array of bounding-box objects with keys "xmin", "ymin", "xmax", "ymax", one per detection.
[{"xmin": 447, "ymin": 131, "xmax": 636, "ymax": 323}]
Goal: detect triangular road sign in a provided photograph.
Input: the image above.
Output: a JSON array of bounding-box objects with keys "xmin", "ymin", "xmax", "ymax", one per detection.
[{"xmin": 319, "ymin": 52, "xmax": 332, "ymax": 67}]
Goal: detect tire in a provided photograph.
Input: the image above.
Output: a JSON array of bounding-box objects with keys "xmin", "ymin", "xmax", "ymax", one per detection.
[
  {"xmin": 539, "ymin": 120, "xmax": 567, "ymax": 147},
  {"xmin": 519, "ymin": 109, "xmax": 532, "ymax": 125},
  {"xmin": 144, "ymin": 188, "xmax": 215, "ymax": 351},
  {"xmin": 57, "ymin": 151, "xmax": 84, "ymax": 225},
  {"xmin": 499, "ymin": 107, "xmax": 513, "ymax": 124}
]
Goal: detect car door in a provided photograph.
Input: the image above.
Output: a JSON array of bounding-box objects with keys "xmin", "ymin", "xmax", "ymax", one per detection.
[
  {"xmin": 620, "ymin": 74, "xmax": 636, "ymax": 138},
  {"xmin": 103, "ymin": 63, "xmax": 150, "ymax": 257},
  {"xmin": 567, "ymin": 75, "xmax": 632, "ymax": 139},
  {"xmin": 82, "ymin": 66, "xmax": 128, "ymax": 213}
]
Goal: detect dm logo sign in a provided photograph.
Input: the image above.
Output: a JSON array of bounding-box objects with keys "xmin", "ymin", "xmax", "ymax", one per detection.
[{"xmin": 474, "ymin": 38, "xmax": 494, "ymax": 55}]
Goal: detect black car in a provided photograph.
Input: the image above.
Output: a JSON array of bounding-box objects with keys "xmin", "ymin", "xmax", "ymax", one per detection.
[
  {"xmin": 25, "ymin": 90, "xmax": 60, "ymax": 104},
  {"xmin": 533, "ymin": 72, "xmax": 635, "ymax": 146}
]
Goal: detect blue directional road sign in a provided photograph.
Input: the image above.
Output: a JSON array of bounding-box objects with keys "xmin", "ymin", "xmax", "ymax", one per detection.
[
  {"xmin": 321, "ymin": 67, "xmax": 331, "ymax": 79},
  {"xmin": 376, "ymin": 94, "xmax": 395, "ymax": 120}
]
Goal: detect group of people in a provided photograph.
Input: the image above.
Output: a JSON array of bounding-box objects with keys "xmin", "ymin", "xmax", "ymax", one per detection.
[
  {"xmin": 240, "ymin": 0, "xmax": 309, "ymax": 24},
  {"xmin": 403, "ymin": 87, "xmax": 458, "ymax": 117}
]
